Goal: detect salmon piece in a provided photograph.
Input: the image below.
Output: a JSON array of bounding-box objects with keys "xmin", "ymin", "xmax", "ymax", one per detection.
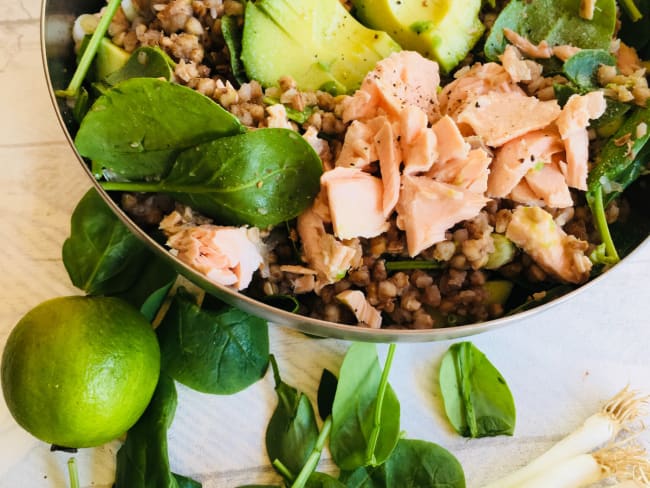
[
  {"xmin": 297, "ymin": 201, "xmax": 362, "ymax": 287},
  {"xmin": 524, "ymin": 160, "xmax": 573, "ymax": 208},
  {"xmin": 432, "ymin": 115, "xmax": 470, "ymax": 164},
  {"xmin": 616, "ymin": 42, "xmax": 643, "ymax": 76},
  {"xmin": 553, "ymin": 45, "xmax": 581, "ymax": 62},
  {"xmin": 488, "ymin": 127, "xmax": 565, "ymax": 197},
  {"xmin": 400, "ymin": 105, "xmax": 429, "ymax": 146},
  {"xmin": 322, "ymin": 167, "xmax": 389, "ymax": 239},
  {"xmin": 335, "ymin": 120, "xmax": 378, "ymax": 169},
  {"xmin": 396, "ymin": 175, "xmax": 490, "ymax": 256},
  {"xmin": 403, "ymin": 127, "xmax": 438, "ymax": 175},
  {"xmin": 374, "ymin": 119, "xmax": 402, "ymax": 217},
  {"xmin": 499, "ymin": 45, "xmax": 532, "ymax": 83},
  {"xmin": 431, "ymin": 148, "xmax": 492, "ymax": 193},
  {"xmin": 503, "ymin": 28, "xmax": 552, "ymax": 59},
  {"xmin": 164, "ymin": 224, "xmax": 263, "ymax": 290},
  {"xmin": 508, "ymin": 179, "xmax": 544, "ymax": 206},
  {"xmin": 555, "ymin": 91, "xmax": 606, "ymax": 190},
  {"xmin": 439, "ymin": 62, "xmax": 524, "ymax": 120},
  {"xmin": 303, "ymin": 126, "xmax": 333, "ymax": 171},
  {"xmin": 458, "ymin": 91, "xmax": 562, "ymax": 147},
  {"xmin": 579, "ymin": 0, "xmax": 596, "ymax": 19},
  {"xmin": 506, "ymin": 206, "xmax": 592, "ymax": 283},
  {"xmin": 357, "ymin": 51, "xmax": 441, "ymax": 122},
  {"xmin": 341, "ymin": 89, "xmax": 378, "ymax": 124},
  {"xmin": 336, "ymin": 290, "xmax": 382, "ymax": 328}
]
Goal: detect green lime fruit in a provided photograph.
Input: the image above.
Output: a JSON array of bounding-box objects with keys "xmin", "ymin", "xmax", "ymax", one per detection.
[{"xmin": 1, "ymin": 296, "xmax": 160, "ymax": 448}]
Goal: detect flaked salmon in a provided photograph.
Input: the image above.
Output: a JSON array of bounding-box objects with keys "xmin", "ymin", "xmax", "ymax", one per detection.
[
  {"xmin": 397, "ymin": 175, "xmax": 490, "ymax": 256},
  {"xmin": 430, "ymin": 148, "xmax": 492, "ymax": 193},
  {"xmin": 555, "ymin": 91, "xmax": 607, "ymax": 190},
  {"xmin": 336, "ymin": 289, "xmax": 382, "ymax": 328},
  {"xmin": 503, "ymin": 28, "xmax": 552, "ymax": 59}
]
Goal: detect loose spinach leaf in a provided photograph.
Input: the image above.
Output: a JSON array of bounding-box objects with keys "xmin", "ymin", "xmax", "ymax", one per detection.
[
  {"xmin": 266, "ymin": 355, "xmax": 320, "ymax": 479},
  {"xmin": 563, "ymin": 49, "xmax": 615, "ymax": 90},
  {"xmin": 62, "ymin": 188, "xmax": 150, "ymax": 295},
  {"xmin": 439, "ymin": 342, "xmax": 516, "ymax": 438},
  {"xmin": 173, "ymin": 474, "xmax": 202, "ymax": 488},
  {"xmin": 105, "ymin": 46, "xmax": 175, "ymax": 86},
  {"xmin": 221, "ymin": 15, "xmax": 248, "ymax": 86},
  {"xmin": 305, "ymin": 472, "xmax": 346, "ymax": 488},
  {"xmin": 116, "ymin": 254, "xmax": 177, "ymax": 319},
  {"xmin": 115, "ymin": 375, "xmax": 201, "ymax": 488},
  {"xmin": 340, "ymin": 439, "xmax": 465, "ymax": 488},
  {"xmin": 484, "ymin": 0, "xmax": 616, "ymax": 60},
  {"xmin": 330, "ymin": 343, "xmax": 400, "ymax": 471},
  {"xmin": 317, "ymin": 369, "xmax": 338, "ymax": 421},
  {"xmin": 102, "ymin": 128, "xmax": 323, "ymax": 228},
  {"xmin": 75, "ymin": 78, "xmax": 244, "ymax": 180},
  {"xmin": 156, "ymin": 290, "xmax": 269, "ymax": 394}
]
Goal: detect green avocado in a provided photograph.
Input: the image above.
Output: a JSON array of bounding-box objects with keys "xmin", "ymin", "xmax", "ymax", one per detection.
[
  {"xmin": 93, "ymin": 38, "xmax": 130, "ymax": 81},
  {"xmin": 241, "ymin": 0, "xmax": 401, "ymax": 95},
  {"xmin": 351, "ymin": 0, "xmax": 484, "ymax": 73}
]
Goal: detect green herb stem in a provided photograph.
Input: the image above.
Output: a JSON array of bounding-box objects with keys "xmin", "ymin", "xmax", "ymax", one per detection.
[
  {"xmin": 291, "ymin": 416, "xmax": 333, "ymax": 488},
  {"xmin": 272, "ymin": 459, "xmax": 295, "ymax": 481},
  {"xmin": 365, "ymin": 343, "xmax": 397, "ymax": 466},
  {"xmin": 621, "ymin": 0, "xmax": 643, "ymax": 22},
  {"xmin": 385, "ymin": 260, "xmax": 444, "ymax": 271},
  {"xmin": 100, "ymin": 181, "xmax": 165, "ymax": 192},
  {"xmin": 269, "ymin": 354, "xmax": 282, "ymax": 387},
  {"xmin": 55, "ymin": 0, "xmax": 123, "ymax": 98},
  {"xmin": 589, "ymin": 185, "xmax": 620, "ymax": 264},
  {"xmin": 67, "ymin": 458, "xmax": 80, "ymax": 488}
]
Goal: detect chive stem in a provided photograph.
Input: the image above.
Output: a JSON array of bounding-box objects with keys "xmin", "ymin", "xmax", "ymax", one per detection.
[
  {"xmin": 590, "ymin": 186, "xmax": 620, "ymax": 264},
  {"xmin": 272, "ymin": 458, "xmax": 295, "ymax": 482},
  {"xmin": 55, "ymin": 0, "xmax": 123, "ymax": 99},
  {"xmin": 365, "ymin": 343, "xmax": 397, "ymax": 466},
  {"xmin": 385, "ymin": 260, "xmax": 444, "ymax": 271},
  {"xmin": 620, "ymin": 0, "xmax": 643, "ymax": 22}
]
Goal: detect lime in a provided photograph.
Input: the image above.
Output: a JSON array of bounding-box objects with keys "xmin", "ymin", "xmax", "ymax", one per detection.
[{"xmin": 1, "ymin": 296, "xmax": 160, "ymax": 448}]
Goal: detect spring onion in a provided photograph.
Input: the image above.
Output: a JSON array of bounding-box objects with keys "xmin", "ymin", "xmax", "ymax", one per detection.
[{"xmin": 481, "ymin": 387, "xmax": 648, "ymax": 488}]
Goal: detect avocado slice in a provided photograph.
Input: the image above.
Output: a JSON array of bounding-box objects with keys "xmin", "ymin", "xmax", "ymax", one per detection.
[
  {"xmin": 78, "ymin": 36, "xmax": 131, "ymax": 82},
  {"xmin": 241, "ymin": 0, "xmax": 401, "ymax": 94},
  {"xmin": 351, "ymin": 0, "xmax": 484, "ymax": 73}
]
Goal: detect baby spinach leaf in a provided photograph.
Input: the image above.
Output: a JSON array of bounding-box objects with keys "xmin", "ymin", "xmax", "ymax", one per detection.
[
  {"xmin": 173, "ymin": 474, "xmax": 202, "ymax": 488},
  {"xmin": 317, "ymin": 369, "xmax": 338, "ymax": 421},
  {"xmin": 340, "ymin": 439, "xmax": 465, "ymax": 488},
  {"xmin": 484, "ymin": 0, "xmax": 616, "ymax": 60},
  {"xmin": 439, "ymin": 342, "xmax": 516, "ymax": 438},
  {"xmin": 105, "ymin": 46, "xmax": 175, "ymax": 86},
  {"xmin": 330, "ymin": 343, "xmax": 400, "ymax": 471},
  {"xmin": 221, "ymin": 15, "xmax": 248, "ymax": 86},
  {"xmin": 102, "ymin": 128, "xmax": 323, "ymax": 228},
  {"xmin": 75, "ymin": 78, "xmax": 244, "ymax": 180},
  {"xmin": 156, "ymin": 290, "xmax": 269, "ymax": 394},
  {"xmin": 563, "ymin": 49, "xmax": 615, "ymax": 90},
  {"xmin": 304, "ymin": 472, "xmax": 346, "ymax": 488},
  {"xmin": 266, "ymin": 355, "xmax": 320, "ymax": 479},
  {"xmin": 62, "ymin": 188, "xmax": 150, "ymax": 296},
  {"xmin": 115, "ymin": 375, "xmax": 201, "ymax": 488}
]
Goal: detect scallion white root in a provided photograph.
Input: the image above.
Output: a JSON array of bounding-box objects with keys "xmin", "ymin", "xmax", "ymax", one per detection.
[
  {"xmin": 481, "ymin": 387, "xmax": 648, "ymax": 488},
  {"xmin": 519, "ymin": 443, "xmax": 650, "ymax": 488}
]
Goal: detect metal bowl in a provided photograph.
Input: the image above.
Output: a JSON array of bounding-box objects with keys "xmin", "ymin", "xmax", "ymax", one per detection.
[{"xmin": 40, "ymin": 0, "xmax": 650, "ymax": 342}]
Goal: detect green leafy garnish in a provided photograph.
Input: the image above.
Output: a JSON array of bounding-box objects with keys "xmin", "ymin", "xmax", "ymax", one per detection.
[{"xmin": 439, "ymin": 342, "xmax": 516, "ymax": 438}]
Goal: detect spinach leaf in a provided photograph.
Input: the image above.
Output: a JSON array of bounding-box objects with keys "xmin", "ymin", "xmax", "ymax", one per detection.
[
  {"xmin": 305, "ymin": 472, "xmax": 346, "ymax": 488},
  {"xmin": 173, "ymin": 474, "xmax": 202, "ymax": 488},
  {"xmin": 156, "ymin": 290, "xmax": 269, "ymax": 394},
  {"xmin": 563, "ymin": 49, "xmax": 615, "ymax": 90},
  {"xmin": 105, "ymin": 46, "xmax": 175, "ymax": 85},
  {"xmin": 116, "ymin": 255, "xmax": 177, "ymax": 319},
  {"xmin": 330, "ymin": 344, "xmax": 400, "ymax": 471},
  {"xmin": 115, "ymin": 375, "xmax": 201, "ymax": 488},
  {"xmin": 266, "ymin": 355, "xmax": 320, "ymax": 479},
  {"xmin": 591, "ymin": 99, "xmax": 632, "ymax": 138},
  {"xmin": 340, "ymin": 439, "xmax": 465, "ymax": 488},
  {"xmin": 75, "ymin": 78, "xmax": 244, "ymax": 180},
  {"xmin": 439, "ymin": 342, "xmax": 515, "ymax": 438},
  {"xmin": 62, "ymin": 188, "xmax": 150, "ymax": 295},
  {"xmin": 484, "ymin": 0, "xmax": 616, "ymax": 60},
  {"xmin": 102, "ymin": 128, "xmax": 323, "ymax": 228},
  {"xmin": 317, "ymin": 369, "xmax": 338, "ymax": 421},
  {"xmin": 221, "ymin": 16, "xmax": 248, "ymax": 86}
]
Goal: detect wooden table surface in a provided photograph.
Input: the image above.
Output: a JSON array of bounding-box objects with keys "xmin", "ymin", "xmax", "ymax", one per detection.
[{"xmin": 1, "ymin": 1, "xmax": 650, "ymax": 486}]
